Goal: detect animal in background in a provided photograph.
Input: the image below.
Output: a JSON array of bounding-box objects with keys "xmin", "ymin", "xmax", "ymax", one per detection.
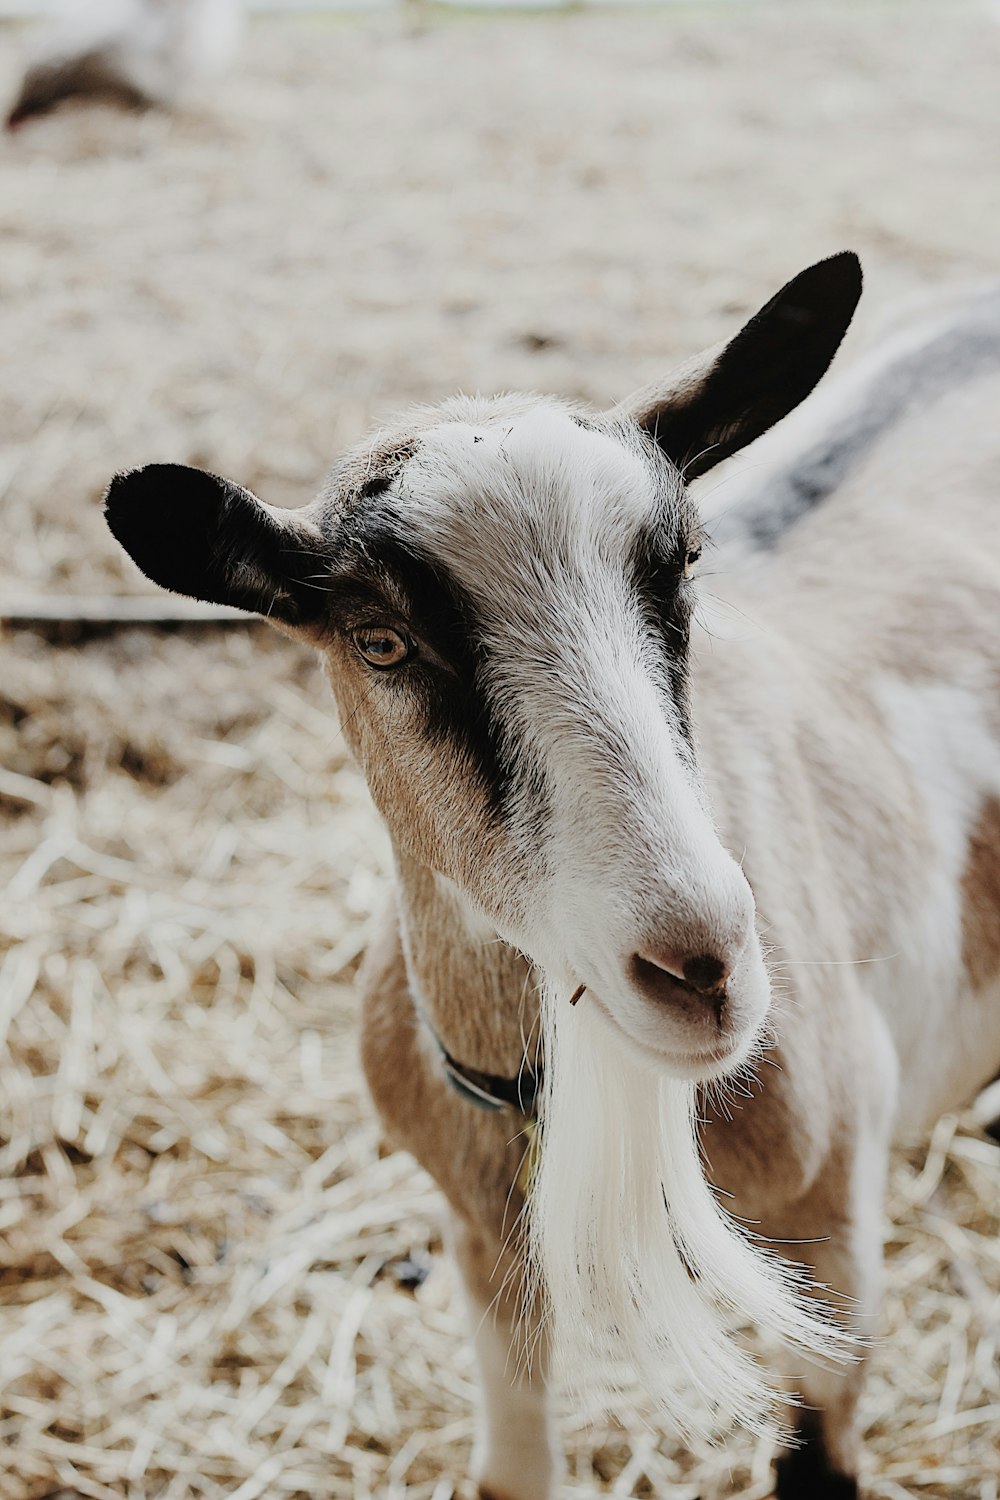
[
  {"xmin": 6, "ymin": 0, "xmax": 241, "ymax": 128},
  {"xmin": 104, "ymin": 254, "xmax": 1000, "ymax": 1498}
]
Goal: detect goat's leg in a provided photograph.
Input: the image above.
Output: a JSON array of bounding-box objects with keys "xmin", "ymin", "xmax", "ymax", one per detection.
[
  {"xmin": 773, "ymin": 1250, "xmax": 877, "ymax": 1499},
  {"xmin": 769, "ymin": 1146, "xmax": 888, "ymax": 1500},
  {"xmin": 451, "ymin": 1214, "xmax": 559, "ymax": 1500}
]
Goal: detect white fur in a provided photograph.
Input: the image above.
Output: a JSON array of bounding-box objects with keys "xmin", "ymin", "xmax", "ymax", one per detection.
[
  {"xmin": 526, "ymin": 993, "xmax": 851, "ymax": 1440},
  {"xmin": 467, "ymin": 1290, "xmax": 560, "ymax": 1500},
  {"xmin": 872, "ymin": 680, "xmax": 1000, "ymax": 1137}
]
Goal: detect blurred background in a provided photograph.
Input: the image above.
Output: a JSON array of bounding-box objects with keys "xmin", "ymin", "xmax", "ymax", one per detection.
[{"xmin": 1, "ymin": 2, "xmax": 999, "ymax": 1496}]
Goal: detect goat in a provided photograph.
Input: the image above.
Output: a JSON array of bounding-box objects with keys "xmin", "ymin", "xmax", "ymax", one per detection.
[
  {"xmin": 5, "ymin": 0, "xmax": 240, "ymax": 129},
  {"xmin": 103, "ymin": 253, "xmax": 1000, "ymax": 1498}
]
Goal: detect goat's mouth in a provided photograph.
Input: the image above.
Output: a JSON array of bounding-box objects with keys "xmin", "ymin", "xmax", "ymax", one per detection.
[{"xmin": 582, "ymin": 986, "xmax": 757, "ymax": 1083}]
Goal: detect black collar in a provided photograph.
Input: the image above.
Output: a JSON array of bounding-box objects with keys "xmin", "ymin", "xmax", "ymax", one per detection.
[
  {"xmin": 412, "ymin": 989, "xmax": 541, "ymax": 1115},
  {"xmin": 436, "ymin": 1037, "xmax": 541, "ymax": 1116}
]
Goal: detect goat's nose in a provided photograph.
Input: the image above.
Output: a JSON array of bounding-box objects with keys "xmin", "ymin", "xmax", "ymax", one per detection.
[{"xmin": 629, "ymin": 948, "xmax": 730, "ymax": 1007}]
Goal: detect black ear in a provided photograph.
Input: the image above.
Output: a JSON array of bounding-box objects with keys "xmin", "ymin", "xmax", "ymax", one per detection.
[
  {"xmin": 104, "ymin": 463, "xmax": 325, "ymax": 626},
  {"xmin": 619, "ymin": 252, "xmax": 863, "ymax": 480}
]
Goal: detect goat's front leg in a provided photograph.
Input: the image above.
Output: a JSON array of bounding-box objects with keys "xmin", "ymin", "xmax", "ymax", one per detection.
[
  {"xmin": 768, "ymin": 1133, "xmax": 890, "ymax": 1500},
  {"xmin": 771, "ymin": 1229, "xmax": 879, "ymax": 1498},
  {"xmin": 451, "ymin": 1213, "xmax": 560, "ymax": 1500}
]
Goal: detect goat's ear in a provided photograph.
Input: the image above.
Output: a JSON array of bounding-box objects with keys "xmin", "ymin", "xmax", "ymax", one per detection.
[
  {"xmin": 104, "ymin": 463, "xmax": 325, "ymax": 627},
  {"xmin": 618, "ymin": 252, "xmax": 862, "ymax": 480}
]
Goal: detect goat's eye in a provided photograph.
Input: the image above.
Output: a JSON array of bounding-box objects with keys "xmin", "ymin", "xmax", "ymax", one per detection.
[
  {"xmin": 352, "ymin": 626, "xmax": 412, "ymax": 669},
  {"xmin": 684, "ymin": 546, "xmax": 702, "ymax": 577}
]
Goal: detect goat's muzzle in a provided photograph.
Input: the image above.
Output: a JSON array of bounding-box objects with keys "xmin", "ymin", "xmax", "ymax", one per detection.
[{"xmin": 629, "ymin": 948, "xmax": 730, "ymax": 1017}]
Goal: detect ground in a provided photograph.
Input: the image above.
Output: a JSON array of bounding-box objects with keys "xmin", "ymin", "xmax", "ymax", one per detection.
[{"xmin": 1, "ymin": 3, "xmax": 999, "ymax": 1497}]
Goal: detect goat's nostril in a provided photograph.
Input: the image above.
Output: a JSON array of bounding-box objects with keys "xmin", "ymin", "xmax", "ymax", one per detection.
[
  {"xmin": 628, "ymin": 948, "xmax": 730, "ymax": 1010},
  {"xmin": 682, "ymin": 953, "xmax": 728, "ymax": 994}
]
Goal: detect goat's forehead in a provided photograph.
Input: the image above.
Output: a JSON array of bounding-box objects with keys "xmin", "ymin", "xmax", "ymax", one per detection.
[{"xmin": 393, "ymin": 405, "xmax": 669, "ymax": 564}]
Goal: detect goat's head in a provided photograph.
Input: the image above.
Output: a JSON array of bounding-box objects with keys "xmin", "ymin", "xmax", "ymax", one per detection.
[{"xmin": 106, "ymin": 254, "xmax": 860, "ymax": 1085}]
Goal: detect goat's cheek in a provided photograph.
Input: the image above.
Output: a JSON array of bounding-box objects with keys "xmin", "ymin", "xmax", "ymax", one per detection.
[
  {"xmin": 321, "ymin": 661, "xmax": 412, "ymax": 817},
  {"xmin": 349, "ymin": 714, "xmax": 440, "ymax": 859},
  {"xmin": 324, "ymin": 668, "xmax": 369, "ymax": 765},
  {"xmin": 322, "ymin": 658, "xmax": 516, "ymax": 905},
  {"xmin": 348, "ymin": 712, "xmax": 488, "ymax": 884}
]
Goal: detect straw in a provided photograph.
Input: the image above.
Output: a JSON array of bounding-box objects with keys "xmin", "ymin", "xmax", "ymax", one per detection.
[{"xmin": 3, "ymin": 5, "xmax": 1000, "ymax": 1493}]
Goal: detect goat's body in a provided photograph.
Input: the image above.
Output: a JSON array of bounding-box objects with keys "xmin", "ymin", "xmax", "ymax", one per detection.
[
  {"xmin": 703, "ymin": 292, "xmax": 1000, "ymax": 1140},
  {"xmin": 360, "ymin": 292, "xmax": 1000, "ymax": 1496},
  {"xmin": 104, "ymin": 257, "xmax": 1000, "ymax": 1498}
]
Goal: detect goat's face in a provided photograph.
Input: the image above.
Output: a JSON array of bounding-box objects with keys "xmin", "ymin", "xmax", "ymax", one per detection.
[
  {"xmin": 318, "ymin": 399, "xmax": 766, "ymax": 1077},
  {"xmin": 105, "ymin": 253, "xmax": 861, "ymax": 1082}
]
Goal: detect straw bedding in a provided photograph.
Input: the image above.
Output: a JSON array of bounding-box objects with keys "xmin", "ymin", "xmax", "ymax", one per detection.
[{"xmin": 1, "ymin": 4, "xmax": 999, "ymax": 1496}]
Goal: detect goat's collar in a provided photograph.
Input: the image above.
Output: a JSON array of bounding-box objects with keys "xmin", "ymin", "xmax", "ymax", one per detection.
[
  {"xmin": 409, "ymin": 979, "xmax": 540, "ymax": 1114},
  {"xmin": 434, "ymin": 1034, "xmax": 540, "ymax": 1116}
]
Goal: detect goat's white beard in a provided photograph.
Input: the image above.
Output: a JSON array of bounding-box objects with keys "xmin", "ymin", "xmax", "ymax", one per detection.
[{"xmin": 525, "ymin": 986, "xmax": 850, "ymax": 1438}]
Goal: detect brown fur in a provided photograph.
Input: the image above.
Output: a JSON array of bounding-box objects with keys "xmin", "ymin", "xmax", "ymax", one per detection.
[
  {"xmin": 322, "ymin": 641, "xmax": 532, "ymax": 948},
  {"xmin": 961, "ymin": 797, "xmax": 1000, "ymax": 990},
  {"xmin": 394, "ymin": 855, "xmax": 539, "ymax": 1075},
  {"xmin": 357, "ymin": 901, "xmax": 529, "ymax": 1238}
]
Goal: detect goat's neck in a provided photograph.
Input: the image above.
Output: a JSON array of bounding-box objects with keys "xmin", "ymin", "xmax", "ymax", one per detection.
[{"xmin": 393, "ymin": 848, "xmax": 537, "ymax": 1077}]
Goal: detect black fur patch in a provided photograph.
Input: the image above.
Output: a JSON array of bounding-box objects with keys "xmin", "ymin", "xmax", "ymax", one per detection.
[
  {"xmin": 329, "ymin": 438, "xmax": 421, "ymax": 512},
  {"xmin": 632, "ymin": 533, "xmax": 697, "ymax": 749},
  {"xmin": 356, "ymin": 442, "xmax": 419, "ymax": 501},
  {"xmin": 327, "ymin": 524, "xmax": 543, "ymax": 823}
]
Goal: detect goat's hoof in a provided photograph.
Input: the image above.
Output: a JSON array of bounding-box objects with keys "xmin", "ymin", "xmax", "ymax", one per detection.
[{"xmin": 774, "ymin": 1445, "xmax": 859, "ymax": 1499}]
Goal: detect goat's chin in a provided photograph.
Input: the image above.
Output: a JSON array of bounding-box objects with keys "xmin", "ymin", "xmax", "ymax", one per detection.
[
  {"xmin": 583, "ymin": 987, "xmax": 760, "ymax": 1083},
  {"xmin": 524, "ymin": 984, "xmax": 851, "ymax": 1440}
]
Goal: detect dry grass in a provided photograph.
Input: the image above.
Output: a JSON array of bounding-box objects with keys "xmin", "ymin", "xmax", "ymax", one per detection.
[{"xmin": 1, "ymin": 4, "xmax": 999, "ymax": 1496}]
